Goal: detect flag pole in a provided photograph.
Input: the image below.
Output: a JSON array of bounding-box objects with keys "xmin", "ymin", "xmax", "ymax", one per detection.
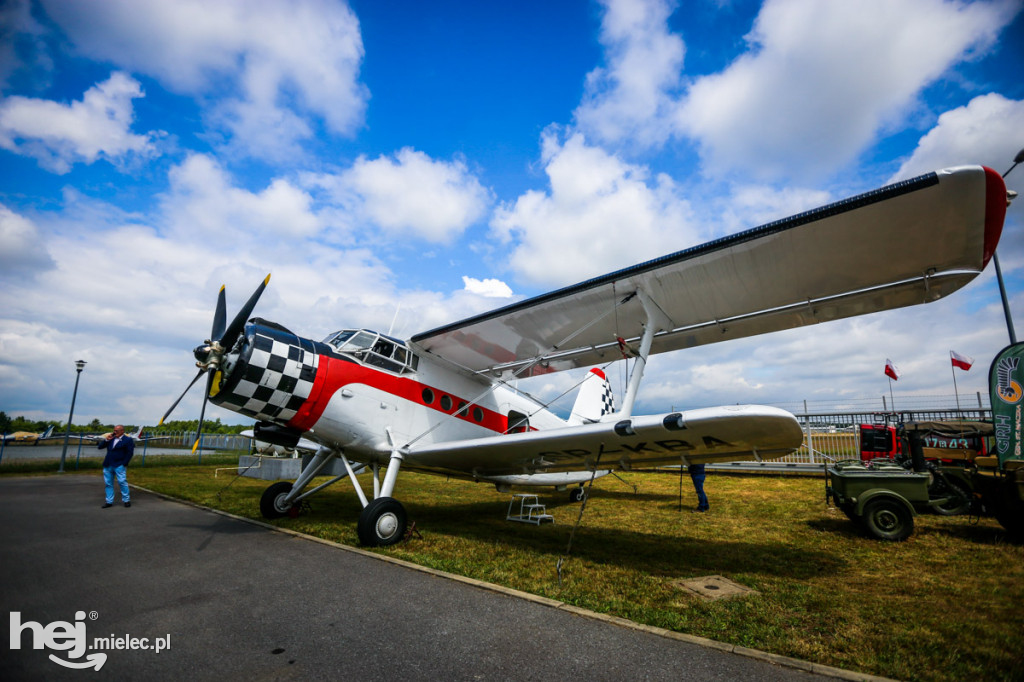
[
  {"xmin": 888, "ymin": 376, "xmax": 895, "ymax": 412},
  {"xmin": 950, "ymin": 351, "xmax": 962, "ymax": 416}
]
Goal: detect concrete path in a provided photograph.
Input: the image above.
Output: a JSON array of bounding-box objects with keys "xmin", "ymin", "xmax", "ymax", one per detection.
[{"xmin": 0, "ymin": 476, "xmax": 866, "ymax": 681}]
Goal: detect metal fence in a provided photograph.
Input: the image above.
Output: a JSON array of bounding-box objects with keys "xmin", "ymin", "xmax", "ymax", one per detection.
[{"xmin": 777, "ymin": 407, "xmax": 992, "ymax": 465}]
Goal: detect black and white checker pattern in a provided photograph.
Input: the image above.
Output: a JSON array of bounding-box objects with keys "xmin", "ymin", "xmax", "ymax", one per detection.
[
  {"xmin": 600, "ymin": 377, "xmax": 615, "ymax": 416},
  {"xmin": 217, "ymin": 333, "xmax": 318, "ymax": 422}
]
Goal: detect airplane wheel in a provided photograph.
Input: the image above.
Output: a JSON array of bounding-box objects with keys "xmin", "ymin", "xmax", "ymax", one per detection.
[
  {"xmin": 569, "ymin": 487, "xmax": 587, "ymax": 503},
  {"xmin": 863, "ymin": 497, "xmax": 913, "ymax": 541},
  {"xmin": 260, "ymin": 482, "xmax": 294, "ymax": 519},
  {"xmin": 357, "ymin": 497, "xmax": 407, "ymax": 547}
]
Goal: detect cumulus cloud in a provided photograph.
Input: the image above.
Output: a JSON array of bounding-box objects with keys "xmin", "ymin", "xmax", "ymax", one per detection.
[
  {"xmin": 491, "ymin": 130, "xmax": 698, "ymax": 286},
  {"xmin": 0, "ymin": 204, "xmax": 55, "ymax": 277},
  {"xmin": 890, "ymin": 93, "xmax": 1024, "ymax": 181},
  {"xmin": 0, "ymin": 72, "xmax": 156, "ymax": 173},
  {"xmin": 304, "ymin": 148, "xmax": 492, "ymax": 243},
  {"xmin": 462, "ymin": 276, "xmax": 513, "ymax": 298},
  {"xmin": 677, "ymin": 0, "xmax": 1019, "ymax": 180},
  {"xmin": 39, "ymin": 0, "xmax": 367, "ymax": 160},
  {"xmin": 575, "ymin": 0, "xmax": 685, "ymax": 148},
  {"xmin": 163, "ymin": 154, "xmax": 322, "ymax": 243}
]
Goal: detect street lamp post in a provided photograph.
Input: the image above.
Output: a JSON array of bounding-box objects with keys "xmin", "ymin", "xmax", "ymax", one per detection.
[{"xmin": 58, "ymin": 360, "xmax": 87, "ymax": 473}]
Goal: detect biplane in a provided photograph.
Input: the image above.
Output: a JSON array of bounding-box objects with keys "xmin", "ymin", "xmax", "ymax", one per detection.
[{"xmin": 161, "ymin": 165, "xmax": 1008, "ymax": 545}]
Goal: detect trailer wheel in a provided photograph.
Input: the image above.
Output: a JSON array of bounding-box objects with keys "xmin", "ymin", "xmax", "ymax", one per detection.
[
  {"xmin": 932, "ymin": 478, "xmax": 971, "ymax": 516},
  {"xmin": 863, "ymin": 498, "xmax": 913, "ymax": 541}
]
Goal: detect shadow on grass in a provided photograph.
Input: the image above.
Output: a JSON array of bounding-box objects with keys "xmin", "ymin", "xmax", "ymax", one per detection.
[{"xmin": 375, "ymin": 497, "xmax": 847, "ymax": 580}]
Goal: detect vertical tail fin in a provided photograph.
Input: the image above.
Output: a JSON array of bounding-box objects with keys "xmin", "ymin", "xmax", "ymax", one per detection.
[{"xmin": 568, "ymin": 368, "xmax": 615, "ymax": 425}]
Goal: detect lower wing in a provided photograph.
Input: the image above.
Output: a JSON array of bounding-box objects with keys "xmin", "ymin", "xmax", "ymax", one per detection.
[{"xmin": 403, "ymin": 405, "xmax": 803, "ymax": 477}]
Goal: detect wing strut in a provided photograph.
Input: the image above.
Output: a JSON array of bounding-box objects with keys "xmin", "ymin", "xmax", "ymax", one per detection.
[{"xmin": 617, "ymin": 288, "xmax": 674, "ymax": 419}]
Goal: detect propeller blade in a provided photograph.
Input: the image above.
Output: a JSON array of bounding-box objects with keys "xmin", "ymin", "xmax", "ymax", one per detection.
[
  {"xmin": 158, "ymin": 369, "xmax": 205, "ymax": 426},
  {"xmin": 191, "ymin": 372, "xmax": 214, "ymax": 454},
  {"xmin": 211, "ymin": 285, "xmax": 227, "ymax": 342},
  {"xmin": 218, "ymin": 274, "xmax": 271, "ymax": 350}
]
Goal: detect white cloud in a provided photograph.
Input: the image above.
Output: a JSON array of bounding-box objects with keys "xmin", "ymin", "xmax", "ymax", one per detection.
[
  {"xmin": 0, "ymin": 204, "xmax": 55, "ymax": 277},
  {"xmin": 890, "ymin": 93, "xmax": 1024, "ymax": 182},
  {"xmin": 491, "ymin": 130, "xmax": 698, "ymax": 286},
  {"xmin": 0, "ymin": 72, "xmax": 156, "ymax": 173},
  {"xmin": 304, "ymin": 148, "xmax": 492, "ymax": 243},
  {"xmin": 38, "ymin": 0, "xmax": 367, "ymax": 160},
  {"xmin": 677, "ymin": 0, "xmax": 1019, "ymax": 180},
  {"xmin": 575, "ymin": 0, "xmax": 685, "ymax": 148},
  {"xmin": 462, "ymin": 276, "xmax": 513, "ymax": 298},
  {"xmin": 163, "ymin": 154, "xmax": 322, "ymax": 243}
]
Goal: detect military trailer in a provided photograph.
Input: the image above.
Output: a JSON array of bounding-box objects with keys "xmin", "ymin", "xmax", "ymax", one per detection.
[{"xmin": 826, "ymin": 421, "xmax": 986, "ymax": 541}]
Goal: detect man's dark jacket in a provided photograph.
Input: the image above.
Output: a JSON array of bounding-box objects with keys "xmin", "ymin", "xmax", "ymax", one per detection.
[{"xmin": 97, "ymin": 436, "xmax": 134, "ymax": 468}]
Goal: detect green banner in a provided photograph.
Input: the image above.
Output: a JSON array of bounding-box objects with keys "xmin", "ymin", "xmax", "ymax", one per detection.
[{"xmin": 990, "ymin": 342, "xmax": 1024, "ymax": 466}]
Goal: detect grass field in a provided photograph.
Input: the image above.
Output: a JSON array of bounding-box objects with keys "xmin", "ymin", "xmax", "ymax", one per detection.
[{"xmin": 8, "ymin": 455, "xmax": 1023, "ymax": 681}]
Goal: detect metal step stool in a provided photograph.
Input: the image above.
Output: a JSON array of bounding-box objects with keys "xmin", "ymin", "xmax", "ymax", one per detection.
[{"xmin": 506, "ymin": 494, "xmax": 553, "ymax": 524}]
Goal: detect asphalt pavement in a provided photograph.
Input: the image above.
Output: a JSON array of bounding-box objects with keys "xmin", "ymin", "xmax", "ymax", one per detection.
[{"xmin": 0, "ymin": 475, "xmax": 873, "ymax": 681}]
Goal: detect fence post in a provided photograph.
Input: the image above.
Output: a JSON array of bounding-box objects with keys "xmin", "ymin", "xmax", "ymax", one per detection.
[{"xmin": 803, "ymin": 400, "xmax": 814, "ymax": 464}]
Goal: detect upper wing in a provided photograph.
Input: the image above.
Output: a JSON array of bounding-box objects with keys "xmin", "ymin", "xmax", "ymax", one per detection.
[
  {"xmin": 403, "ymin": 405, "xmax": 804, "ymax": 477},
  {"xmin": 411, "ymin": 166, "xmax": 1006, "ymax": 377}
]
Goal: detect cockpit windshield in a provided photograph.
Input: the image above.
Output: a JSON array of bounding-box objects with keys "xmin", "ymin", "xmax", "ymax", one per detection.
[{"xmin": 323, "ymin": 329, "xmax": 418, "ymax": 373}]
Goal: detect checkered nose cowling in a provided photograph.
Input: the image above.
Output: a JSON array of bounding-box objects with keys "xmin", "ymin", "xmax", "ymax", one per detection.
[{"xmin": 211, "ymin": 326, "xmax": 319, "ymax": 424}]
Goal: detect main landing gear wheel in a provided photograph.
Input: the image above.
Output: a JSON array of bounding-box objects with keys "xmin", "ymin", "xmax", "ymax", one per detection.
[
  {"xmin": 357, "ymin": 497, "xmax": 408, "ymax": 547},
  {"xmin": 260, "ymin": 482, "xmax": 294, "ymax": 519},
  {"xmin": 569, "ymin": 486, "xmax": 587, "ymax": 503},
  {"xmin": 863, "ymin": 497, "xmax": 913, "ymax": 541}
]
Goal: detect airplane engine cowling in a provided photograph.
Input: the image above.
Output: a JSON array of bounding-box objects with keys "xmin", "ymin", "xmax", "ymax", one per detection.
[{"xmin": 212, "ymin": 325, "xmax": 320, "ymax": 424}]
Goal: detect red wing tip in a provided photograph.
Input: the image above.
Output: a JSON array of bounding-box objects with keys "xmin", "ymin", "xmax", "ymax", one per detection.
[{"xmin": 982, "ymin": 166, "xmax": 1007, "ymax": 267}]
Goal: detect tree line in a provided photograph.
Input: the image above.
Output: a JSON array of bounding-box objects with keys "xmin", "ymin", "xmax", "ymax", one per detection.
[{"xmin": 0, "ymin": 412, "xmax": 252, "ymax": 435}]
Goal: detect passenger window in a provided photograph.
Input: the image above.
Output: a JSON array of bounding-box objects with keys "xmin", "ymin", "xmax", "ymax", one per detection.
[{"xmin": 507, "ymin": 411, "xmax": 529, "ymax": 434}]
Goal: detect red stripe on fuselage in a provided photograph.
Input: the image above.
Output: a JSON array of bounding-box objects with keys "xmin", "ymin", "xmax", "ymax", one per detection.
[{"xmin": 287, "ymin": 353, "xmax": 513, "ymax": 434}]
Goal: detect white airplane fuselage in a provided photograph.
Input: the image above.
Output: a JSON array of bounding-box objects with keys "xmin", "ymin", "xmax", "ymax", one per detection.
[{"xmin": 212, "ymin": 324, "xmax": 567, "ymax": 471}]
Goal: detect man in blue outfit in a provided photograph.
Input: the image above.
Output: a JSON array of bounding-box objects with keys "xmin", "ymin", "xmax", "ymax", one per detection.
[
  {"xmin": 689, "ymin": 463, "xmax": 709, "ymax": 512},
  {"xmin": 98, "ymin": 425, "xmax": 134, "ymax": 508}
]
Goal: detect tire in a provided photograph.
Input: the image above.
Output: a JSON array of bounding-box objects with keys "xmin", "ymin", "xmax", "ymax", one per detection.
[
  {"xmin": 357, "ymin": 497, "xmax": 408, "ymax": 547},
  {"xmin": 260, "ymin": 481, "xmax": 293, "ymax": 519},
  {"xmin": 932, "ymin": 478, "xmax": 971, "ymax": 516},
  {"xmin": 863, "ymin": 497, "xmax": 914, "ymax": 541},
  {"xmin": 569, "ymin": 487, "xmax": 586, "ymax": 503}
]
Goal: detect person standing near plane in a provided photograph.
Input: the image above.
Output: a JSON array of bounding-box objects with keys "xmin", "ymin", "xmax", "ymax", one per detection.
[
  {"xmin": 98, "ymin": 425, "xmax": 134, "ymax": 508},
  {"xmin": 689, "ymin": 463, "xmax": 709, "ymax": 512}
]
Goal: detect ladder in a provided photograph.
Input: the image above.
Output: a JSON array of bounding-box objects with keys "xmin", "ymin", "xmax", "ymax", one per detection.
[{"xmin": 506, "ymin": 494, "xmax": 553, "ymax": 525}]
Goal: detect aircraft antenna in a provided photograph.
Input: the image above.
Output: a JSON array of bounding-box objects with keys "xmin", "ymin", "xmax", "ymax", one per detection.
[{"xmin": 387, "ymin": 304, "xmax": 402, "ymax": 337}]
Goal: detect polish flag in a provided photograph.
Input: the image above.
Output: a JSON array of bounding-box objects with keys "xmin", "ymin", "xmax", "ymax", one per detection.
[
  {"xmin": 884, "ymin": 359, "xmax": 901, "ymax": 381},
  {"xmin": 950, "ymin": 351, "xmax": 974, "ymax": 371}
]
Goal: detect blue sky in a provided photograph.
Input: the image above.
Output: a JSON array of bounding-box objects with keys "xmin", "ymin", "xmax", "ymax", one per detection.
[{"xmin": 1, "ymin": 0, "xmax": 1022, "ymax": 427}]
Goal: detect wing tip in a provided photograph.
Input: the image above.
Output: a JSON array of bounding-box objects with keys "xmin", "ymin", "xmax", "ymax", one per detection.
[{"xmin": 982, "ymin": 166, "xmax": 1007, "ymax": 267}]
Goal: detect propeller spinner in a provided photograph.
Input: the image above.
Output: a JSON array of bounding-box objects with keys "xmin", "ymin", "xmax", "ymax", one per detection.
[{"xmin": 159, "ymin": 274, "xmax": 271, "ymax": 452}]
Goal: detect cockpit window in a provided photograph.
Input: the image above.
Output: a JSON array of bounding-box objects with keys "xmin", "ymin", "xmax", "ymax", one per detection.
[{"xmin": 324, "ymin": 329, "xmax": 418, "ymax": 373}]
